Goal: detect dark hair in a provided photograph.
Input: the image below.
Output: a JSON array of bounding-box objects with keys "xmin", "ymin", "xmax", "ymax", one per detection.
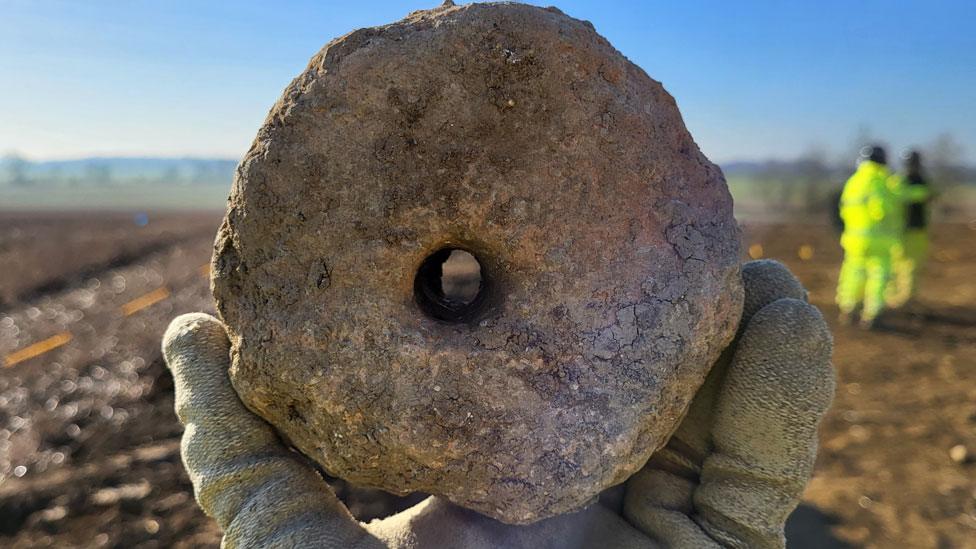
[
  {"xmin": 903, "ymin": 149, "xmax": 922, "ymax": 175},
  {"xmin": 860, "ymin": 145, "xmax": 887, "ymax": 165}
]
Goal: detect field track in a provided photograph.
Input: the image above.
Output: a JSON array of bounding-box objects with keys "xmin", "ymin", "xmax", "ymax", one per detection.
[{"xmin": 0, "ymin": 212, "xmax": 974, "ymax": 548}]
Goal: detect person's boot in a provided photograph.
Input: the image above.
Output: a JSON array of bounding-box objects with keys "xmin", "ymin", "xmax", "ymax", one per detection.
[
  {"xmin": 859, "ymin": 315, "xmax": 880, "ymax": 330},
  {"xmin": 838, "ymin": 310, "xmax": 856, "ymax": 326}
]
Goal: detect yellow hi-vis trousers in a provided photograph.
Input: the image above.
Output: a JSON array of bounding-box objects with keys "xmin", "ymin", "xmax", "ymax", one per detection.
[
  {"xmin": 836, "ymin": 235, "xmax": 895, "ymax": 321},
  {"xmin": 887, "ymin": 229, "xmax": 929, "ymax": 308}
]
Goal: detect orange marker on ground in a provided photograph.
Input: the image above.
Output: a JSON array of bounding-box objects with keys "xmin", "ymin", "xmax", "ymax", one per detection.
[
  {"xmin": 4, "ymin": 332, "xmax": 73, "ymax": 368},
  {"xmin": 121, "ymin": 287, "xmax": 171, "ymax": 316},
  {"xmin": 798, "ymin": 245, "xmax": 814, "ymax": 261}
]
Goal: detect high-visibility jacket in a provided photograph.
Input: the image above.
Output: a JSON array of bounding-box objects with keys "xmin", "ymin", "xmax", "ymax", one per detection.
[
  {"xmin": 888, "ymin": 173, "xmax": 932, "ymax": 231},
  {"xmin": 839, "ymin": 161, "xmax": 900, "ymax": 248}
]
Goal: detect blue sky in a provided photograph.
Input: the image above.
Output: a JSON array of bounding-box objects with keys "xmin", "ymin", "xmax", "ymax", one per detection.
[{"xmin": 1, "ymin": 0, "xmax": 974, "ymax": 164}]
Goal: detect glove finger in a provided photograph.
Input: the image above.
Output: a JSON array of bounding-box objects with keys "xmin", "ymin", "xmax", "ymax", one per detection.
[
  {"xmin": 620, "ymin": 371, "xmax": 723, "ymax": 536},
  {"xmin": 163, "ymin": 313, "xmax": 381, "ymax": 548},
  {"xmin": 621, "ymin": 261, "xmax": 810, "ymax": 546},
  {"xmin": 623, "ymin": 465, "xmax": 723, "ymax": 548},
  {"xmin": 669, "ymin": 260, "xmax": 809, "ymax": 459},
  {"xmin": 638, "ymin": 261, "xmax": 809, "ymax": 475},
  {"xmin": 684, "ymin": 259, "xmax": 808, "ymax": 415},
  {"xmin": 739, "ymin": 260, "xmax": 807, "ymax": 328},
  {"xmin": 693, "ymin": 298, "xmax": 834, "ymax": 549}
]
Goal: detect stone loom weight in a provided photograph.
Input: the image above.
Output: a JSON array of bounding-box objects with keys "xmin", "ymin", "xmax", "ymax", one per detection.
[{"xmin": 211, "ymin": 2, "xmax": 743, "ymax": 525}]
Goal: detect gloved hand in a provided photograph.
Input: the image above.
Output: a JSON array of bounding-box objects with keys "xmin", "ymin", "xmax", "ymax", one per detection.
[{"xmin": 162, "ymin": 259, "xmax": 833, "ymax": 548}]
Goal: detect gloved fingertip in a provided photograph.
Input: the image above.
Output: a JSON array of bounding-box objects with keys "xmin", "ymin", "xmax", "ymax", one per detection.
[
  {"xmin": 745, "ymin": 298, "xmax": 834, "ymax": 404},
  {"xmin": 162, "ymin": 313, "xmax": 229, "ymax": 366},
  {"xmin": 712, "ymin": 296, "xmax": 835, "ymax": 466},
  {"xmin": 740, "ymin": 260, "xmax": 808, "ymax": 323}
]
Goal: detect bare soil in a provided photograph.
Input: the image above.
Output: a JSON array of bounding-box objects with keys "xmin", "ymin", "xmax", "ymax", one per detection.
[
  {"xmin": 755, "ymin": 222, "xmax": 976, "ymax": 549},
  {"xmin": 0, "ymin": 211, "xmax": 974, "ymax": 548},
  {"xmin": 0, "ymin": 211, "xmax": 218, "ymax": 308}
]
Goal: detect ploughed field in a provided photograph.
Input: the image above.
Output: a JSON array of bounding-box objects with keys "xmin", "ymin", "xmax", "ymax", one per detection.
[{"xmin": 0, "ymin": 211, "xmax": 973, "ymax": 548}]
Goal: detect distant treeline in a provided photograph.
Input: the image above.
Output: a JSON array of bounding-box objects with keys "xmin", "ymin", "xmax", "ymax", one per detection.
[
  {"xmin": 723, "ymin": 160, "xmax": 976, "ymax": 188},
  {"xmin": 4, "ymin": 154, "xmax": 972, "ymax": 189},
  {"xmin": 725, "ymin": 159, "xmax": 976, "ymax": 222},
  {"xmin": 2, "ymin": 153, "xmax": 974, "ymax": 219},
  {"xmin": 0, "ymin": 155, "xmax": 237, "ymax": 187}
]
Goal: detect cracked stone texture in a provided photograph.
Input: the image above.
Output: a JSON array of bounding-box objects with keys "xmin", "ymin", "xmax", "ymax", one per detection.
[{"xmin": 212, "ymin": 2, "xmax": 743, "ymax": 525}]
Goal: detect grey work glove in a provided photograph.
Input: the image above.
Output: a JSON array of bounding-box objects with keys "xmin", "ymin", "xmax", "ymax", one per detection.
[
  {"xmin": 621, "ymin": 260, "xmax": 834, "ymax": 548},
  {"xmin": 162, "ymin": 259, "xmax": 833, "ymax": 548}
]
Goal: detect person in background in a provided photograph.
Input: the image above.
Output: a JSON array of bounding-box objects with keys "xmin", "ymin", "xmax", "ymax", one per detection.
[
  {"xmin": 887, "ymin": 150, "xmax": 932, "ymax": 308},
  {"xmin": 836, "ymin": 145, "xmax": 900, "ymax": 329}
]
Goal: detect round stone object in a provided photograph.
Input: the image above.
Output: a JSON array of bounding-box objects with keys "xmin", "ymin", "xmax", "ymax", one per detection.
[{"xmin": 212, "ymin": 2, "xmax": 743, "ymax": 525}]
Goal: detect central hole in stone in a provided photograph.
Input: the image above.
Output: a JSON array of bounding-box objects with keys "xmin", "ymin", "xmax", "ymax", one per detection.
[{"xmin": 414, "ymin": 248, "xmax": 485, "ymax": 322}]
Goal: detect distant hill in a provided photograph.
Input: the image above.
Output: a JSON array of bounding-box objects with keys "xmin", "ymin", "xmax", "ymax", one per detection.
[
  {"xmin": 0, "ymin": 156, "xmax": 237, "ymax": 187},
  {"xmin": 0, "ymin": 156, "xmax": 237, "ymax": 210},
  {"xmin": 2, "ymin": 154, "xmax": 972, "ymax": 213}
]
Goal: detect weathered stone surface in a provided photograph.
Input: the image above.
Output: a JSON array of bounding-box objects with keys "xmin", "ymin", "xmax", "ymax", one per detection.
[{"xmin": 212, "ymin": 2, "xmax": 743, "ymax": 524}]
